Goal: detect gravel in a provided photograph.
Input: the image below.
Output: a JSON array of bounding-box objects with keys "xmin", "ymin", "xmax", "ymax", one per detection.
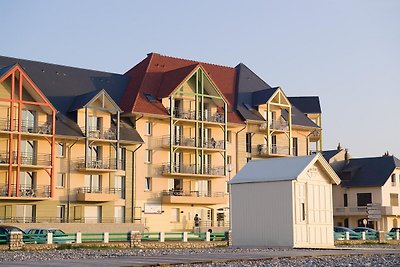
[{"xmin": 1, "ymin": 247, "xmax": 399, "ymax": 266}]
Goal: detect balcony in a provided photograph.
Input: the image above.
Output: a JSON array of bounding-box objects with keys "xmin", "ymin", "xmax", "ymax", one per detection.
[
  {"xmin": 0, "ymin": 184, "xmax": 50, "ymax": 199},
  {"xmin": 161, "ymin": 190, "xmax": 227, "ymax": 204},
  {"xmin": 379, "ymin": 206, "xmax": 400, "ymax": 216},
  {"xmin": 153, "ymin": 135, "xmax": 225, "ymax": 151},
  {"xmin": 83, "ymin": 126, "xmax": 117, "ymax": 140},
  {"xmin": 21, "ymin": 119, "xmax": 52, "ymax": 135},
  {"xmin": 0, "ymin": 151, "xmax": 51, "ymax": 167},
  {"xmin": 253, "ymin": 144, "xmax": 290, "ymax": 157},
  {"xmin": 158, "ymin": 163, "xmax": 225, "ymax": 177},
  {"xmin": 75, "ymin": 158, "xmax": 123, "ymax": 172},
  {"xmin": 76, "ymin": 187, "xmax": 121, "ymax": 202},
  {"xmin": 333, "ymin": 206, "xmax": 367, "ymax": 216},
  {"xmin": 169, "ymin": 108, "xmax": 225, "ymax": 123},
  {"xmin": 0, "ymin": 118, "xmax": 52, "ymax": 134},
  {"xmin": 309, "ymin": 129, "xmax": 321, "ymax": 141},
  {"xmin": 259, "ymin": 120, "xmax": 289, "ymax": 131}
]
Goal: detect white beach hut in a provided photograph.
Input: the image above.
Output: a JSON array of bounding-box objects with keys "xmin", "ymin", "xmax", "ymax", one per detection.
[{"xmin": 230, "ymin": 154, "xmax": 341, "ymax": 248}]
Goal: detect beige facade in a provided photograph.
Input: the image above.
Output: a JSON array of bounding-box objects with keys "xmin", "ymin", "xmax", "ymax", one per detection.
[
  {"xmin": 333, "ymin": 168, "xmax": 400, "ymax": 231},
  {"xmin": 0, "ymin": 55, "xmax": 322, "ymax": 232}
]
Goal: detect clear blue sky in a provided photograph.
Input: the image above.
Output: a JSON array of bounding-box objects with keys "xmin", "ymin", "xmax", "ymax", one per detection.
[{"xmin": 2, "ymin": 0, "xmax": 399, "ymax": 157}]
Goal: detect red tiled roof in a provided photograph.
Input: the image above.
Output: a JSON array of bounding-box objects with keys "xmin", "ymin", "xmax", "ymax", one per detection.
[{"xmin": 122, "ymin": 53, "xmax": 244, "ymax": 124}]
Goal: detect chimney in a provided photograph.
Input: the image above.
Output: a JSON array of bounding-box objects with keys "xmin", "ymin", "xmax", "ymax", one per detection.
[
  {"xmin": 337, "ymin": 143, "xmax": 342, "ymax": 151},
  {"xmin": 345, "ymin": 149, "xmax": 350, "ymax": 164},
  {"xmin": 383, "ymin": 151, "xmax": 390, "ymax": 157}
]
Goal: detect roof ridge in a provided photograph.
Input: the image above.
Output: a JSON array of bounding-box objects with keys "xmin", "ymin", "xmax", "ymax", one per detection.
[
  {"xmin": 0, "ymin": 55, "xmax": 121, "ymax": 75},
  {"xmin": 151, "ymin": 52, "xmax": 235, "ymax": 70},
  {"xmin": 131, "ymin": 54, "xmax": 155, "ymax": 112}
]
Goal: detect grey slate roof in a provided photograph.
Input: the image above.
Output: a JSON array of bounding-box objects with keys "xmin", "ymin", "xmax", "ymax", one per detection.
[
  {"xmin": 230, "ymin": 155, "xmax": 317, "ymax": 184},
  {"xmin": 281, "ymin": 106, "xmax": 320, "ymax": 128},
  {"xmin": 288, "ymin": 96, "xmax": 321, "ymax": 114},
  {"xmin": 322, "ymin": 149, "xmax": 342, "ymax": 162},
  {"xmin": 234, "ymin": 63, "xmax": 319, "ymax": 128},
  {"xmin": 0, "ymin": 55, "xmax": 130, "ymax": 114},
  {"xmin": 251, "ymin": 87, "xmax": 279, "ymax": 106},
  {"xmin": 0, "ymin": 55, "xmax": 142, "ymax": 143},
  {"xmin": 339, "ymin": 156, "xmax": 400, "ymax": 187}
]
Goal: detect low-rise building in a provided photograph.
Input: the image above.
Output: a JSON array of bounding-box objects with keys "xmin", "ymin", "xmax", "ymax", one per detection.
[
  {"xmin": 230, "ymin": 154, "xmax": 340, "ymax": 248},
  {"xmin": 324, "ymin": 147, "xmax": 400, "ymax": 231}
]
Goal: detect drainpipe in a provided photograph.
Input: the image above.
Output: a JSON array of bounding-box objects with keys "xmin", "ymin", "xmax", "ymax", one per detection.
[
  {"xmin": 235, "ymin": 123, "xmax": 247, "ymax": 172},
  {"xmin": 66, "ymin": 138, "xmax": 79, "ymax": 223},
  {"xmin": 126, "ymin": 144, "xmax": 143, "ymax": 223},
  {"xmin": 230, "ymin": 123, "xmax": 247, "ymax": 231}
]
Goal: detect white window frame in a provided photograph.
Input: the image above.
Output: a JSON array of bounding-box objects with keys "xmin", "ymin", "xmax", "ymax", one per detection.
[
  {"xmin": 145, "ymin": 149, "xmax": 152, "ymax": 164},
  {"xmin": 56, "ymin": 173, "xmax": 65, "ymax": 188},
  {"xmin": 57, "ymin": 143, "xmax": 65, "ymax": 158},
  {"xmin": 227, "ymin": 130, "xmax": 232, "ymax": 143},
  {"xmin": 144, "ymin": 177, "xmax": 152, "ymax": 191},
  {"xmin": 145, "ymin": 121, "xmax": 152, "ymax": 136}
]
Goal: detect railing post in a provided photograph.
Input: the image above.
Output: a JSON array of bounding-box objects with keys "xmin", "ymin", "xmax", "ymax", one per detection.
[
  {"xmin": 76, "ymin": 232, "xmax": 82, "ymax": 244},
  {"xmin": 378, "ymin": 231, "xmax": 385, "ymax": 243},
  {"xmin": 361, "ymin": 232, "xmax": 366, "ymax": 240},
  {"xmin": 345, "ymin": 231, "xmax": 350, "ymax": 241},
  {"xmin": 396, "ymin": 230, "xmax": 400, "ymax": 240},
  {"xmin": 182, "ymin": 232, "xmax": 188, "ymax": 242},
  {"xmin": 206, "ymin": 232, "xmax": 211, "ymax": 242},
  {"xmin": 103, "ymin": 232, "xmax": 109, "ymax": 243},
  {"xmin": 47, "ymin": 232, "xmax": 53, "ymax": 244},
  {"xmin": 159, "ymin": 232, "xmax": 165, "ymax": 242}
]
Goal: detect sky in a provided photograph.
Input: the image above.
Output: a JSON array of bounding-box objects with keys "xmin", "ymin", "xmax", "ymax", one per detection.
[{"xmin": 2, "ymin": 0, "xmax": 399, "ymax": 157}]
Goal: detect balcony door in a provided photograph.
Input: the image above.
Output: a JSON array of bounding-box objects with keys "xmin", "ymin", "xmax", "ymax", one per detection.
[
  {"xmin": 196, "ymin": 180, "xmax": 211, "ymax": 197},
  {"xmin": 114, "ymin": 176, "xmax": 125, "ymax": 199},
  {"xmin": 87, "ymin": 116, "xmax": 102, "ymax": 137},
  {"xmin": 20, "ymin": 140, "xmax": 37, "ymax": 165},
  {"xmin": 21, "ymin": 109, "xmax": 36, "ymax": 132},
  {"xmin": 20, "ymin": 172, "xmax": 35, "ymax": 195},
  {"xmin": 174, "ymin": 125, "xmax": 182, "ymax": 145},
  {"xmin": 85, "ymin": 174, "xmax": 101, "ymax": 193},
  {"xmin": 84, "ymin": 206, "xmax": 102, "ymax": 223},
  {"xmin": 15, "ymin": 204, "xmax": 35, "ymax": 223}
]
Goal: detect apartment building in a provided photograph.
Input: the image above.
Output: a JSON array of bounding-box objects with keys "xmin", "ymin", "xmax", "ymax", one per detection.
[
  {"xmin": 0, "ymin": 53, "xmax": 322, "ymax": 232},
  {"xmin": 0, "ymin": 60, "xmax": 142, "ymax": 230},
  {"xmin": 324, "ymin": 147, "xmax": 400, "ymax": 231}
]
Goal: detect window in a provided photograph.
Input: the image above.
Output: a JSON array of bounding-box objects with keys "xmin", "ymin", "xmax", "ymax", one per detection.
[
  {"xmin": 145, "ymin": 177, "xmax": 152, "ymax": 191},
  {"xmin": 16, "ymin": 204, "xmax": 36, "ymax": 223},
  {"xmin": 118, "ymin": 147, "xmax": 126, "ymax": 170},
  {"xmin": 145, "ymin": 150, "xmax": 152, "ymax": 163},
  {"xmin": 56, "ymin": 173, "xmax": 65, "ymax": 188},
  {"xmin": 357, "ymin": 193, "xmax": 372, "ymax": 206},
  {"xmin": 114, "ymin": 206, "xmax": 125, "ymax": 223},
  {"xmin": 344, "ymin": 193, "xmax": 348, "ymax": 207},
  {"xmin": 56, "ymin": 205, "xmax": 65, "ymax": 223},
  {"xmin": 85, "ymin": 175, "xmax": 101, "ymax": 192},
  {"xmin": 292, "ymin": 137, "xmax": 298, "ymax": 156},
  {"xmin": 301, "ymin": 203, "xmax": 306, "ymax": 221},
  {"xmin": 391, "ymin": 194, "xmax": 399, "ymax": 206},
  {"xmin": 227, "ymin": 155, "xmax": 232, "ymax": 165},
  {"xmin": 246, "ymin": 157, "xmax": 251, "ymax": 163},
  {"xmin": 171, "ymin": 208, "xmax": 180, "ymax": 222},
  {"xmin": 115, "ymin": 176, "xmax": 125, "ymax": 199},
  {"xmin": 245, "ymin": 132, "xmax": 252, "ymax": 153},
  {"xmin": 392, "ymin": 174, "xmax": 396, "ymax": 186},
  {"xmin": 227, "ymin": 130, "xmax": 232, "ymax": 143},
  {"xmin": 145, "ymin": 121, "xmax": 152, "ymax": 136},
  {"xmin": 57, "ymin": 143, "xmax": 65, "ymax": 157}
]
